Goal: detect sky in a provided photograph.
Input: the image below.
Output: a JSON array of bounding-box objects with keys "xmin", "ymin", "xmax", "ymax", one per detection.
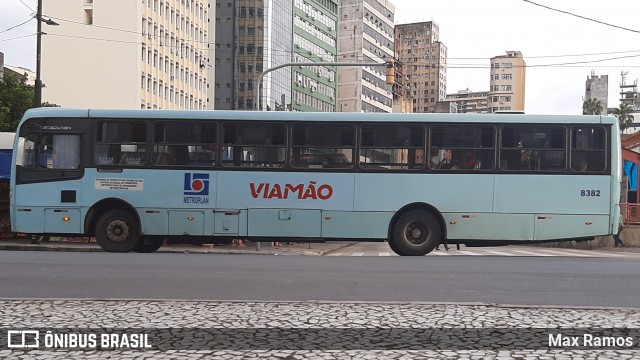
[{"xmin": 1, "ymin": 0, "xmax": 639, "ymax": 115}]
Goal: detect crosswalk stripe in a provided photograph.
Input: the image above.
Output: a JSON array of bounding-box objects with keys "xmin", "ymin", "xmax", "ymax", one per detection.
[
  {"xmin": 512, "ymin": 250, "xmax": 554, "ymax": 257},
  {"xmin": 483, "ymin": 250, "xmax": 516, "ymax": 256},
  {"xmin": 455, "ymin": 250, "xmax": 483, "ymax": 256},
  {"xmin": 430, "ymin": 251, "xmax": 450, "ymax": 255},
  {"xmin": 556, "ymin": 249, "xmax": 625, "ymax": 257},
  {"xmin": 325, "ymin": 248, "xmax": 637, "ymax": 257},
  {"xmin": 535, "ymin": 249, "xmax": 593, "ymax": 257}
]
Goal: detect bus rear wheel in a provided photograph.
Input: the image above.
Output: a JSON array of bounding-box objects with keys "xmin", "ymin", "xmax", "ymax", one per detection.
[
  {"xmin": 390, "ymin": 210, "xmax": 441, "ymax": 256},
  {"xmin": 95, "ymin": 209, "xmax": 140, "ymax": 253}
]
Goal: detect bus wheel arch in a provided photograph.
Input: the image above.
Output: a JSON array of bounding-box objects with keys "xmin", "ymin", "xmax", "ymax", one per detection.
[
  {"xmin": 86, "ymin": 199, "xmax": 141, "ymax": 253},
  {"xmin": 388, "ymin": 203, "xmax": 446, "ymax": 256}
]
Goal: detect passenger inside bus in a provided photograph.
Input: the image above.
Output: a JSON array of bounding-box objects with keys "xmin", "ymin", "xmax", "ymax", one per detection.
[
  {"xmin": 460, "ymin": 151, "xmax": 478, "ymax": 169},
  {"xmin": 432, "ymin": 149, "xmax": 459, "ymax": 169},
  {"xmin": 154, "ymin": 152, "xmax": 175, "ymax": 166}
]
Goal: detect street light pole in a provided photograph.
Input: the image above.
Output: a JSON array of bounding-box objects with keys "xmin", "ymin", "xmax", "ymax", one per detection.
[
  {"xmin": 254, "ymin": 61, "xmax": 393, "ymax": 111},
  {"xmin": 34, "ymin": 0, "xmax": 43, "ymax": 107},
  {"xmin": 34, "ymin": 0, "xmax": 58, "ymax": 108}
]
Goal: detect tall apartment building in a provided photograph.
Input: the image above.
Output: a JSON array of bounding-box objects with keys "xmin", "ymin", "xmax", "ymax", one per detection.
[
  {"xmin": 488, "ymin": 51, "xmax": 525, "ymax": 113},
  {"xmin": 42, "ymin": 0, "xmax": 213, "ymax": 110},
  {"xmin": 437, "ymin": 89, "xmax": 489, "ymax": 114},
  {"xmin": 395, "ymin": 21, "xmax": 447, "ymax": 113},
  {"xmin": 584, "ymin": 72, "xmax": 608, "ymax": 113},
  {"xmin": 337, "ymin": 0, "xmax": 394, "ymax": 113},
  {"xmin": 214, "ymin": 0, "xmax": 337, "ymax": 111}
]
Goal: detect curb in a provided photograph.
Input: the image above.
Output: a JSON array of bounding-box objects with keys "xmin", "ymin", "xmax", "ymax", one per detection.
[{"xmin": 0, "ymin": 241, "xmax": 359, "ymax": 256}]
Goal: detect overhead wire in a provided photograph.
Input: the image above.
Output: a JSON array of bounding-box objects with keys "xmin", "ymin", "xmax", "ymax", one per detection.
[
  {"xmin": 6, "ymin": 11, "xmax": 640, "ymax": 72},
  {"xmin": 0, "ymin": 17, "xmax": 35, "ymax": 34},
  {"xmin": 17, "ymin": 0, "xmax": 35, "ymax": 13},
  {"xmin": 38, "ymin": 29, "xmax": 640, "ymax": 69},
  {"xmin": 0, "ymin": 33, "xmax": 37, "ymax": 43},
  {"xmin": 521, "ymin": 0, "xmax": 640, "ymax": 34}
]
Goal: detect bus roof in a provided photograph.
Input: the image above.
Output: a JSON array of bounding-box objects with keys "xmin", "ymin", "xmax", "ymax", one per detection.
[{"xmin": 21, "ymin": 107, "xmax": 618, "ymax": 125}]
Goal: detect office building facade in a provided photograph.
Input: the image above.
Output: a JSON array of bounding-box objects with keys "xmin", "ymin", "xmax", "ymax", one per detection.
[
  {"xmin": 337, "ymin": 0, "xmax": 394, "ymax": 113},
  {"xmin": 214, "ymin": 0, "xmax": 337, "ymax": 111}
]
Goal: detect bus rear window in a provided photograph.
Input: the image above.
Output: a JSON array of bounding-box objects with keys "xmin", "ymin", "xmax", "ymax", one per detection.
[{"xmin": 571, "ymin": 127, "xmax": 606, "ymax": 172}]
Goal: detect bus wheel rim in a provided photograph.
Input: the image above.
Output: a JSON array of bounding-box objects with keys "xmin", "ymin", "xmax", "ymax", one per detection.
[
  {"xmin": 106, "ymin": 220, "xmax": 130, "ymax": 243},
  {"xmin": 405, "ymin": 220, "xmax": 428, "ymax": 245}
]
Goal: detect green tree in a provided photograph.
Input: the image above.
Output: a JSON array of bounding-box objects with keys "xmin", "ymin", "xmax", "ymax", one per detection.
[
  {"xmin": 614, "ymin": 103, "xmax": 635, "ymax": 133},
  {"xmin": 0, "ymin": 73, "xmax": 34, "ymax": 132},
  {"xmin": 582, "ymin": 97, "xmax": 603, "ymax": 115},
  {"xmin": 0, "ymin": 73, "xmax": 60, "ymax": 132}
]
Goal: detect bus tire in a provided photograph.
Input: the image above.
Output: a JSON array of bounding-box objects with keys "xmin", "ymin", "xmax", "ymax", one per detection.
[
  {"xmin": 390, "ymin": 210, "xmax": 441, "ymax": 256},
  {"xmin": 95, "ymin": 209, "xmax": 140, "ymax": 252},
  {"xmin": 132, "ymin": 237, "xmax": 163, "ymax": 253}
]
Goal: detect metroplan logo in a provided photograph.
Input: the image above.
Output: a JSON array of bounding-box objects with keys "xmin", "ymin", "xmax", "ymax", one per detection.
[
  {"xmin": 184, "ymin": 173, "xmax": 209, "ymax": 196},
  {"xmin": 183, "ymin": 173, "xmax": 210, "ymax": 204}
]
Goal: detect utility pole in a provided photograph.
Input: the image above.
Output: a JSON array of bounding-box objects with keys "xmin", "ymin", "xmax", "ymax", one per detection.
[
  {"xmin": 34, "ymin": 0, "xmax": 59, "ymax": 107},
  {"xmin": 255, "ymin": 61, "xmax": 394, "ymax": 111}
]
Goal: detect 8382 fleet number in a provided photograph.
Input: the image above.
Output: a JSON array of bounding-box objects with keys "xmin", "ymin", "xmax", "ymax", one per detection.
[{"xmin": 580, "ymin": 190, "xmax": 600, "ymax": 197}]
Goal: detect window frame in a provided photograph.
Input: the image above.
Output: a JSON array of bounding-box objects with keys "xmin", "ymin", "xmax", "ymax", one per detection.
[
  {"xmin": 498, "ymin": 125, "xmax": 568, "ymax": 172},
  {"xmin": 94, "ymin": 120, "xmax": 149, "ymax": 167},
  {"xmin": 151, "ymin": 120, "xmax": 218, "ymax": 168},
  {"xmin": 428, "ymin": 124, "xmax": 496, "ymax": 171},
  {"xmin": 358, "ymin": 123, "xmax": 426, "ymax": 171},
  {"xmin": 221, "ymin": 121, "xmax": 287, "ymax": 168},
  {"xmin": 569, "ymin": 125, "xmax": 609, "ymax": 174},
  {"xmin": 290, "ymin": 123, "xmax": 356, "ymax": 170}
]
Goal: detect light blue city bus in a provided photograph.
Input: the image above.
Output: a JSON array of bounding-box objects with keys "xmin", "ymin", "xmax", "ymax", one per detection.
[{"xmin": 10, "ymin": 108, "xmax": 621, "ymax": 255}]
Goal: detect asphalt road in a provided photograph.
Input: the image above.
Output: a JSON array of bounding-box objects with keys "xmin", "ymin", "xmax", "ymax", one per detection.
[{"xmin": 1, "ymin": 251, "xmax": 638, "ymax": 307}]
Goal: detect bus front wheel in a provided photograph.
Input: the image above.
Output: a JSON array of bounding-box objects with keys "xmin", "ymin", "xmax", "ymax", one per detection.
[
  {"xmin": 390, "ymin": 210, "xmax": 441, "ymax": 256},
  {"xmin": 95, "ymin": 209, "xmax": 140, "ymax": 252}
]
